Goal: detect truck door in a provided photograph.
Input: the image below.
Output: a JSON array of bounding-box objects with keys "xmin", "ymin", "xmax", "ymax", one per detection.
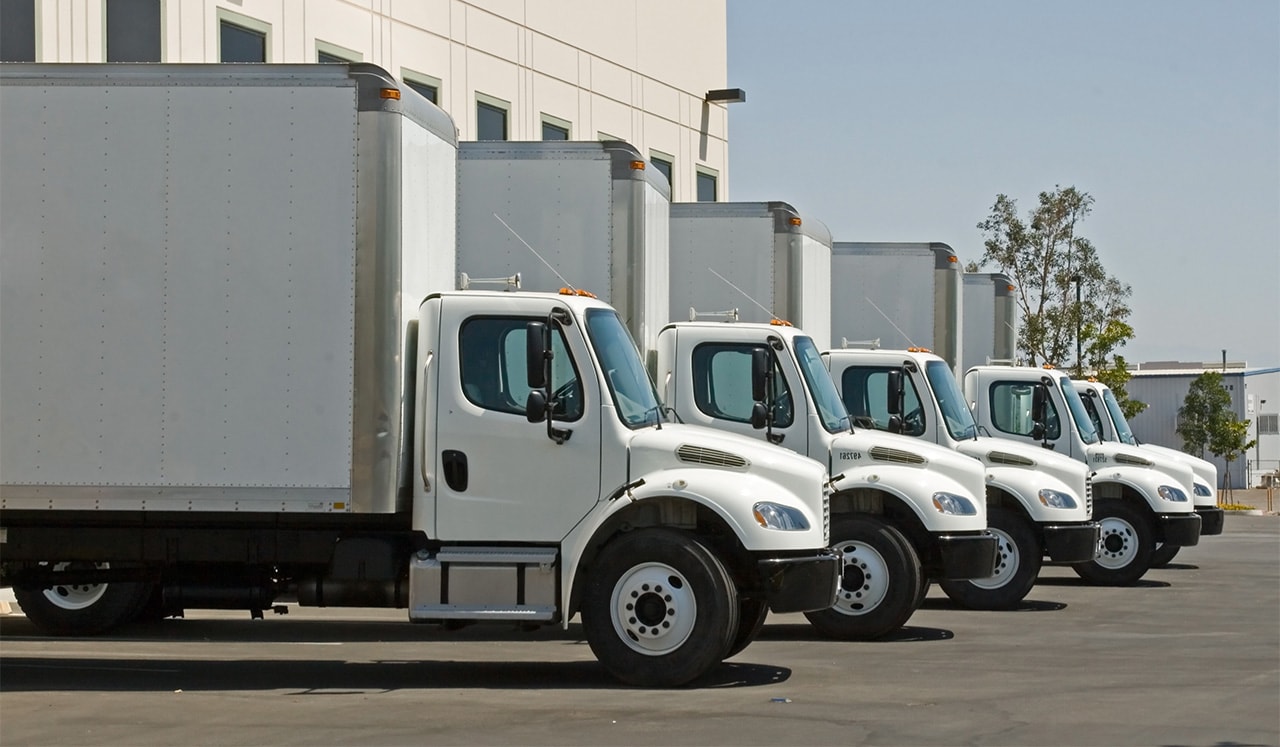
[
  {"xmin": 984, "ymin": 379, "xmax": 1079, "ymax": 458},
  {"xmin": 686, "ymin": 341, "xmax": 811, "ymax": 456},
  {"xmin": 432, "ymin": 307, "xmax": 603, "ymax": 542}
]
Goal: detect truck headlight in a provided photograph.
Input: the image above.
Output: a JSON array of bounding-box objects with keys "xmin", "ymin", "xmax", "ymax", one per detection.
[
  {"xmin": 1157, "ymin": 485, "xmax": 1189, "ymax": 502},
  {"xmin": 752, "ymin": 502, "xmax": 810, "ymax": 531},
  {"xmin": 1037, "ymin": 488, "xmax": 1078, "ymax": 509},
  {"xmin": 1193, "ymin": 482, "xmax": 1213, "ymax": 498},
  {"xmin": 931, "ymin": 492, "xmax": 977, "ymax": 516}
]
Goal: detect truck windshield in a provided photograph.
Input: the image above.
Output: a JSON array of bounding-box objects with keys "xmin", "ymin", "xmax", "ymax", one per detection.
[
  {"xmin": 1102, "ymin": 389, "xmax": 1137, "ymax": 445},
  {"xmin": 1059, "ymin": 377, "xmax": 1100, "ymax": 444},
  {"xmin": 584, "ymin": 308, "xmax": 662, "ymax": 429},
  {"xmin": 793, "ymin": 336, "xmax": 851, "ymax": 433},
  {"xmin": 924, "ymin": 360, "xmax": 977, "ymax": 440}
]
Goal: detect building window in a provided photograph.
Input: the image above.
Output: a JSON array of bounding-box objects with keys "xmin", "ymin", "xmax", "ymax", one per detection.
[
  {"xmin": 403, "ymin": 75, "xmax": 439, "ymax": 105},
  {"xmin": 0, "ymin": 0, "xmax": 36, "ymax": 62},
  {"xmin": 476, "ymin": 96, "xmax": 509, "ymax": 141},
  {"xmin": 316, "ymin": 41, "xmax": 360, "ymax": 64},
  {"xmin": 106, "ymin": 0, "xmax": 161, "ymax": 62},
  {"xmin": 1260, "ymin": 413, "xmax": 1279, "ymax": 436},
  {"xmin": 649, "ymin": 153, "xmax": 673, "ymax": 190},
  {"xmin": 696, "ymin": 169, "xmax": 718, "ymax": 202},
  {"xmin": 541, "ymin": 115, "xmax": 570, "ymax": 141},
  {"xmin": 220, "ymin": 19, "xmax": 266, "ymax": 62}
]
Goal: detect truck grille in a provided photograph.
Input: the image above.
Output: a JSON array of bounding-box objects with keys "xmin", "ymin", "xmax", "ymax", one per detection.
[
  {"xmin": 675, "ymin": 444, "xmax": 748, "ymax": 469},
  {"xmin": 869, "ymin": 446, "xmax": 927, "ymax": 465},
  {"xmin": 1084, "ymin": 478, "xmax": 1094, "ymax": 516}
]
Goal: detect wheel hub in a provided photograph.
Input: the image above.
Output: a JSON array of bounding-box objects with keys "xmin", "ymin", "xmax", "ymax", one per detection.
[
  {"xmin": 1095, "ymin": 517, "xmax": 1138, "ymax": 569},
  {"xmin": 832, "ymin": 540, "xmax": 889, "ymax": 616},
  {"xmin": 970, "ymin": 527, "xmax": 1019, "ymax": 590},
  {"xmin": 610, "ymin": 562, "xmax": 697, "ymax": 656}
]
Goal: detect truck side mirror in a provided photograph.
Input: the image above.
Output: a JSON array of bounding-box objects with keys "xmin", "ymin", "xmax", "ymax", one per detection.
[
  {"xmin": 526, "ymin": 322, "xmax": 548, "ymax": 389},
  {"xmin": 525, "ymin": 389, "xmax": 548, "ymax": 423},
  {"xmin": 1031, "ymin": 384, "xmax": 1048, "ymax": 425},
  {"xmin": 886, "ymin": 369, "xmax": 903, "ymax": 415},
  {"xmin": 1031, "ymin": 422, "xmax": 1046, "ymax": 441},
  {"xmin": 750, "ymin": 402, "xmax": 768, "ymax": 430},
  {"xmin": 751, "ymin": 348, "xmax": 768, "ymax": 402}
]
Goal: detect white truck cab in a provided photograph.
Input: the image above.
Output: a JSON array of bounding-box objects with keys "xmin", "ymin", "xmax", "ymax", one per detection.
[
  {"xmin": 824, "ymin": 347, "xmax": 1099, "ymax": 608},
  {"xmin": 965, "ymin": 365, "xmax": 1201, "ymax": 585},
  {"xmin": 656, "ymin": 321, "xmax": 996, "ymax": 639},
  {"xmin": 1074, "ymin": 379, "xmax": 1224, "ymax": 566}
]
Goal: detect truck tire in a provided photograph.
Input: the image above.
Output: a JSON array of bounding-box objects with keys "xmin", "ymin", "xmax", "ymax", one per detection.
[
  {"xmin": 938, "ymin": 507, "xmax": 1041, "ymax": 609},
  {"xmin": 724, "ymin": 598, "xmax": 769, "ymax": 659},
  {"xmin": 582, "ymin": 528, "xmax": 739, "ymax": 687},
  {"xmin": 1149, "ymin": 543, "xmax": 1181, "ymax": 568},
  {"xmin": 13, "ymin": 562, "xmax": 151, "ymax": 636},
  {"xmin": 804, "ymin": 516, "xmax": 921, "ymax": 640},
  {"xmin": 1072, "ymin": 500, "xmax": 1154, "ymax": 586}
]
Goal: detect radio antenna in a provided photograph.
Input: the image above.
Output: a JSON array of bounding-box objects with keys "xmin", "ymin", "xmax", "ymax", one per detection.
[
  {"xmin": 708, "ymin": 268, "xmax": 780, "ymax": 321},
  {"xmin": 493, "ymin": 213, "xmax": 576, "ymax": 292},
  {"xmin": 865, "ymin": 297, "xmax": 916, "ymax": 348}
]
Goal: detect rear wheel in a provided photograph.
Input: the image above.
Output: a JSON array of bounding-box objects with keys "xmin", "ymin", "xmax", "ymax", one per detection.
[
  {"xmin": 1072, "ymin": 500, "xmax": 1154, "ymax": 586},
  {"xmin": 582, "ymin": 528, "xmax": 739, "ymax": 687},
  {"xmin": 940, "ymin": 507, "xmax": 1041, "ymax": 609},
  {"xmin": 13, "ymin": 562, "xmax": 151, "ymax": 636},
  {"xmin": 804, "ymin": 516, "xmax": 921, "ymax": 640}
]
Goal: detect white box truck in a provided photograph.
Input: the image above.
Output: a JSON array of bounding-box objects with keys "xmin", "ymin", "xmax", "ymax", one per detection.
[
  {"xmin": 660, "ymin": 204, "xmax": 997, "ymax": 637},
  {"xmin": 961, "ymin": 272, "xmax": 1019, "ymax": 372},
  {"xmin": 670, "ymin": 202, "xmax": 833, "ymax": 350},
  {"xmin": 0, "ymin": 64, "xmax": 838, "ymax": 687},
  {"xmin": 964, "ymin": 365, "xmax": 1201, "ymax": 585},
  {"xmin": 1074, "ymin": 379, "xmax": 1224, "ymax": 566},
  {"xmin": 823, "ymin": 347, "xmax": 1099, "ymax": 608},
  {"xmin": 831, "ymin": 242, "xmax": 963, "ymax": 374}
]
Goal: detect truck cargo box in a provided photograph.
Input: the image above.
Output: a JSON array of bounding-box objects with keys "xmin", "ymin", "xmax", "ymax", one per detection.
[{"xmin": 961, "ymin": 272, "xmax": 1019, "ymax": 371}]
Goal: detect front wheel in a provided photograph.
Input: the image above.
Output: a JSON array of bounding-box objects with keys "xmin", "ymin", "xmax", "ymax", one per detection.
[
  {"xmin": 1149, "ymin": 543, "xmax": 1181, "ymax": 568},
  {"xmin": 724, "ymin": 597, "xmax": 769, "ymax": 659},
  {"xmin": 13, "ymin": 562, "xmax": 151, "ymax": 635},
  {"xmin": 1072, "ymin": 500, "xmax": 1155, "ymax": 586},
  {"xmin": 804, "ymin": 516, "xmax": 921, "ymax": 640},
  {"xmin": 940, "ymin": 507, "xmax": 1041, "ymax": 609},
  {"xmin": 582, "ymin": 528, "xmax": 739, "ymax": 687}
]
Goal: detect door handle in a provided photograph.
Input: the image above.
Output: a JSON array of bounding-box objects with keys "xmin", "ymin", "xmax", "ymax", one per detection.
[{"xmin": 442, "ymin": 450, "xmax": 468, "ymax": 491}]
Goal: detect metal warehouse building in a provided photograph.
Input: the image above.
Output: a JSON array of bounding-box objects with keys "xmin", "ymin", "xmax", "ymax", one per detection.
[
  {"xmin": 1127, "ymin": 362, "xmax": 1280, "ymax": 492},
  {"xmin": 0, "ymin": 0, "xmax": 733, "ymax": 202}
]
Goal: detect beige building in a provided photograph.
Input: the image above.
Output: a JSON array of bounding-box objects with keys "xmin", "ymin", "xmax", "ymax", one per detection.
[{"xmin": 0, "ymin": 0, "xmax": 732, "ymax": 201}]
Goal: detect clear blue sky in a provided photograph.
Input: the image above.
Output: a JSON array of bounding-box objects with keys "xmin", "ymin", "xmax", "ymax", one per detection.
[{"xmin": 726, "ymin": 0, "xmax": 1279, "ymax": 367}]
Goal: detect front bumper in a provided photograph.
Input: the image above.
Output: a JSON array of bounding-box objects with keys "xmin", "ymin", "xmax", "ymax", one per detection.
[
  {"xmin": 1043, "ymin": 522, "xmax": 1102, "ymax": 563},
  {"xmin": 935, "ymin": 532, "xmax": 1000, "ymax": 580},
  {"xmin": 1157, "ymin": 513, "xmax": 1202, "ymax": 547},
  {"xmin": 1196, "ymin": 506, "xmax": 1225, "ymax": 536},
  {"xmin": 757, "ymin": 550, "xmax": 841, "ymax": 614}
]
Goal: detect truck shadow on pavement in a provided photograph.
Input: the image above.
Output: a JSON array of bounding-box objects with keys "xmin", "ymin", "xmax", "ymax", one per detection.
[
  {"xmin": 754, "ymin": 623, "xmax": 954, "ymax": 643},
  {"xmin": 0, "ymin": 655, "xmax": 791, "ymax": 691},
  {"xmin": 917, "ymin": 598, "xmax": 1067, "ymax": 612},
  {"xmin": 1031, "ymin": 577, "xmax": 1172, "ymax": 588}
]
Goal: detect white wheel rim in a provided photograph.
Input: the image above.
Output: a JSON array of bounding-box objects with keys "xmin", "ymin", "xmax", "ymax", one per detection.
[
  {"xmin": 832, "ymin": 539, "xmax": 891, "ymax": 616},
  {"xmin": 1096, "ymin": 516, "xmax": 1140, "ymax": 569},
  {"xmin": 42, "ymin": 562, "xmax": 109, "ymax": 610},
  {"xmin": 610, "ymin": 562, "xmax": 697, "ymax": 656},
  {"xmin": 970, "ymin": 527, "xmax": 1019, "ymax": 590}
]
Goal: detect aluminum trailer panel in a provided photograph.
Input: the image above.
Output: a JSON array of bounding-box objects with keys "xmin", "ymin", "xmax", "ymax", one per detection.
[
  {"xmin": 456, "ymin": 141, "xmax": 670, "ymax": 354},
  {"xmin": 962, "ymin": 272, "xmax": 1018, "ymax": 371},
  {"xmin": 830, "ymin": 241, "xmax": 962, "ymax": 372},
  {"xmin": 0, "ymin": 63, "xmax": 457, "ymax": 514},
  {"xmin": 669, "ymin": 202, "xmax": 832, "ymax": 348}
]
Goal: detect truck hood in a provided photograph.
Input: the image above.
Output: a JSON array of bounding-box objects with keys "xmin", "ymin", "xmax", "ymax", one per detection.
[
  {"xmin": 1086, "ymin": 443, "xmax": 1197, "ymax": 494},
  {"xmin": 829, "ymin": 429, "xmax": 987, "ymax": 500},
  {"xmin": 1136, "ymin": 443, "xmax": 1217, "ymax": 506},
  {"xmin": 956, "ymin": 436, "xmax": 1090, "ymax": 498},
  {"xmin": 626, "ymin": 423, "xmax": 828, "ymax": 496}
]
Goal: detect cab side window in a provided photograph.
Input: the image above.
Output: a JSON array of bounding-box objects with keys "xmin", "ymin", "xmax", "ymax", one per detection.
[
  {"xmin": 690, "ymin": 343, "xmax": 793, "ymax": 427},
  {"xmin": 839, "ymin": 366, "xmax": 925, "ymax": 436},
  {"xmin": 989, "ymin": 381, "xmax": 1060, "ymax": 440},
  {"xmin": 459, "ymin": 317, "xmax": 583, "ymax": 420}
]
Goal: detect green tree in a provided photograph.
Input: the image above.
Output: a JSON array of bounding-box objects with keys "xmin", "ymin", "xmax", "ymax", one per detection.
[
  {"xmin": 1178, "ymin": 372, "xmax": 1257, "ymax": 495},
  {"xmin": 1085, "ymin": 319, "xmax": 1144, "ymax": 419},
  {"xmin": 975, "ymin": 187, "xmax": 1134, "ymax": 374}
]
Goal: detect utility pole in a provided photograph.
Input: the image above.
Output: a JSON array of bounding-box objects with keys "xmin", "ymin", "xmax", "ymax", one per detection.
[{"xmin": 1073, "ymin": 274, "xmax": 1082, "ymax": 377}]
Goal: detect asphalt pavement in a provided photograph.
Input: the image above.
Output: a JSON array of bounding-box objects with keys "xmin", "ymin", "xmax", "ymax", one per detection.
[{"xmin": 1, "ymin": 515, "xmax": 1277, "ymax": 746}]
